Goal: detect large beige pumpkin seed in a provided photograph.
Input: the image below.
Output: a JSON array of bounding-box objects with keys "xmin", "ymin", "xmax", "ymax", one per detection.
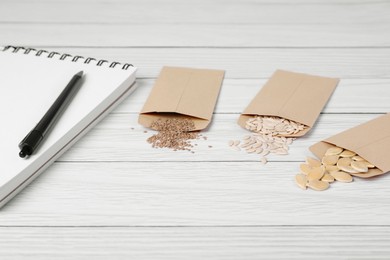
[
  {"xmin": 338, "ymin": 165, "xmax": 359, "ymax": 174},
  {"xmin": 325, "ymin": 147, "xmax": 343, "ymax": 156},
  {"xmin": 300, "ymin": 163, "xmax": 312, "ymax": 175},
  {"xmin": 339, "ymin": 150, "xmax": 356, "ymax": 158},
  {"xmin": 361, "ymin": 160, "xmax": 375, "ymax": 168},
  {"xmin": 322, "ymin": 155, "xmax": 339, "ymax": 165},
  {"xmin": 337, "ymin": 157, "xmax": 352, "ymax": 168},
  {"xmin": 352, "ymin": 155, "xmax": 364, "ymax": 161},
  {"xmin": 295, "ymin": 174, "xmax": 307, "ymax": 190},
  {"xmin": 325, "ymin": 165, "xmax": 339, "ymax": 173},
  {"xmin": 307, "ymin": 180, "xmax": 330, "ymax": 191},
  {"xmin": 330, "ymin": 171, "xmax": 353, "ymax": 182},
  {"xmin": 306, "ymin": 157, "xmax": 322, "ymax": 167},
  {"xmin": 321, "ymin": 173, "xmax": 335, "ymax": 183},
  {"xmin": 351, "ymin": 161, "xmax": 368, "ymax": 172},
  {"xmin": 307, "ymin": 166, "xmax": 325, "ymax": 181}
]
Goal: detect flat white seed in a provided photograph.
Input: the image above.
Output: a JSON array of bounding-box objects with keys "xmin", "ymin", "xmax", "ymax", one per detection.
[
  {"xmin": 252, "ymin": 143, "xmax": 262, "ymax": 149},
  {"xmin": 351, "ymin": 161, "xmax": 368, "ymax": 172},
  {"xmin": 260, "ymin": 150, "xmax": 270, "ymax": 157},
  {"xmin": 300, "ymin": 163, "xmax": 312, "ymax": 175},
  {"xmin": 339, "ymin": 149, "xmax": 356, "ymax": 158},
  {"xmin": 275, "ymin": 148, "xmax": 288, "ymax": 155},
  {"xmin": 240, "ymin": 143, "xmax": 251, "ymax": 149},
  {"xmin": 325, "ymin": 147, "xmax": 343, "ymax": 156},
  {"xmin": 307, "ymin": 180, "xmax": 330, "ymax": 191},
  {"xmin": 275, "ymin": 124, "xmax": 286, "ymax": 132},
  {"xmin": 260, "ymin": 157, "xmax": 267, "ymax": 164},
  {"xmin": 322, "ymin": 155, "xmax": 339, "ymax": 165},
  {"xmin": 246, "ymin": 148, "xmax": 256, "ymax": 154},
  {"xmin": 330, "ymin": 171, "xmax": 353, "ymax": 182},
  {"xmin": 232, "ymin": 146, "xmax": 241, "ymax": 151},
  {"xmin": 248, "ymin": 140, "xmax": 256, "ymax": 145},
  {"xmin": 321, "ymin": 173, "xmax": 335, "ymax": 183},
  {"xmin": 228, "ymin": 140, "xmax": 234, "ymax": 146},
  {"xmin": 267, "ymin": 146, "xmax": 275, "ymax": 152},
  {"xmin": 243, "ymin": 135, "xmax": 251, "ymax": 140},
  {"xmin": 306, "ymin": 157, "xmax": 322, "ymax": 167},
  {"xmin": 233, "ymin": 140, "xmax": 240, "ymax": 146},
  {"xmin": 255, "ymin": 147, "xmax": 263, "ymax": 154},
  {"xmin": 295, "ymin": 174, "xmax": 308, "ymax": 190}
]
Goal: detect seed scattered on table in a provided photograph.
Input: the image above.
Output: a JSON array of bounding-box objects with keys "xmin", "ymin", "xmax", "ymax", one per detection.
[
  {"xmin": 295, "ymin": 174, "xmax": 307, "ymax": 190},
  {"xmin": 229, "ymin": 116, "xmax": 304, "ymax": 165},
  {"xmin": 146, "ymin": 118, "xmax": 201, "ymax": 152},
  {"xmin": 306, "ymin": 157, "xmax": 321, "ymax": 167},
  {"xmin": 295, "ymin": 145, "xmax": 377, "ymax": 191},
  {"xmin": 307, "ymin": 180, "xmax": 329, "ymax": 191}
]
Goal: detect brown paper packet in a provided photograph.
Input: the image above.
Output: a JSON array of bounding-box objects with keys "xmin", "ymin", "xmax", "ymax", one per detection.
[
  {"xmin": 310, "ymin": 113, "xmax": 390, "ymax": 178},
  {"xmin": 139, "ymin": 66, "xmax": 225, "ymax": 131},
  {"xmin": 238, "ymin": 70, "xmax": 339, "ymax": 137}
]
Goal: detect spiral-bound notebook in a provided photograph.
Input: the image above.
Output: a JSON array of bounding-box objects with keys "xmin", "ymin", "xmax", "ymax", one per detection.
[{"xmin": 0, "ymin": 46, "xmax": 137, "ymax": 208}]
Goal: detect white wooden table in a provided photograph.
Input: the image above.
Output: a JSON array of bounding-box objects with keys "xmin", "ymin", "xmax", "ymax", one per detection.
[{"xmin": 1, "ymin": 0, "xmax": 390, "ymax": 259}]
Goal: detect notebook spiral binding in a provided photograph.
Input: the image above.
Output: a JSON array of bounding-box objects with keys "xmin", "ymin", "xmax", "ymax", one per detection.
[{"xmin": 2, "ymin": 45, "xmax": 133, "ymax": 70}]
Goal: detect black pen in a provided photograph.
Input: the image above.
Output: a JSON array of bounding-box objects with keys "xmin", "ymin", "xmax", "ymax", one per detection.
[{"xmin": 18, "ymin": 71, "xmax": 84, "ymax": 158}]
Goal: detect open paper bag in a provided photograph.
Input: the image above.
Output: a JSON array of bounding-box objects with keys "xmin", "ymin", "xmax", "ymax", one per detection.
[{"xmin": 139, "ymin": 66, "xmax": 225, "ymax": 131}]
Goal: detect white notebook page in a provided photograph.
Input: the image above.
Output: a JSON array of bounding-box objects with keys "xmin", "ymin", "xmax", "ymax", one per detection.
[{"xmin": 0, "ymin": 49, "xmax": 136, "ymax": 202}]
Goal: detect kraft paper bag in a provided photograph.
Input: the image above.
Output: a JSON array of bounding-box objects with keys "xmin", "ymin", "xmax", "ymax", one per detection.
[
  {"xmin": 310, "ymin": 113, "xmax": 390, "ymax": 178},
  {"xmin": 238, "ymin": 70, "xmax": 339, "ymax": 137},
  {"xmin": 139, "ymin": 66, "xmax": 225, "ymax": 131}
]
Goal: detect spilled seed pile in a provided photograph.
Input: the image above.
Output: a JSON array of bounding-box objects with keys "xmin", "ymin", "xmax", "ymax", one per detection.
[
  {"xmin": 295, "ymin": 145, "xmax": 377, "ymax": 191},
  {"xmin": 229, "ymin": 116, "xmax": 307, "ymax": 164},
  {"xmin": 146, "ymin": 118, "xmax": 201, "ymax": 152}
]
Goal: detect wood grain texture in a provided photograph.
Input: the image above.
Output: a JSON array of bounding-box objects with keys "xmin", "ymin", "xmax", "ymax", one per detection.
[
  {"xmin": 1, "ymin": 0, "xmax": 389, "ymax": 25},
  {"xmin": 3, "ymin": 24, "xmax": 389, "ymax": 47},
  {"xmin": 0, "ymin": 161, "xmax": 390, "ymax": 226},
  {"xmin": 117, "ymin": 78, "xmax": 390, "ymax": 114},
  {"xmin": 8, "ymin": 47, "xmax": 389, "ymax": 79},
  {"xmin": 1, "ymin": 0, "xmax": 390, "ymax": 258},
  {"xmin": 58, "ymin": 113, "xmax": 382, "ymax": 162},
  {"xmin": 1, "ymin": 227, "xmax": 390, "ymax": 259}
]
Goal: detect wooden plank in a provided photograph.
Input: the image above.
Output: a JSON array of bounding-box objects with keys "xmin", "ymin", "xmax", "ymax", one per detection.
[
  {"xmin": 0, "ymin": 226, "xmax": 389, "ymax": 259},
  {"xmin": 0, "ymin": 161, "xmax": 389, "ymax": 226},
  {"xmin": 0, "ymin": 0, "xmax": 388, "ymax": 25},
  {"xmin": 116, "ymin": 78, "xmax": 390, "ymax": 114},
  {"xmin": 3, "ymin": 47, "xmax": 388, "ymax": 79},
  {"xmin": 2, "ymin": 23, "xmax": 389, "ymax": 47},
  {"xmin": 57, "ymin": 113, "xmax": 382, "ymax": 162}
]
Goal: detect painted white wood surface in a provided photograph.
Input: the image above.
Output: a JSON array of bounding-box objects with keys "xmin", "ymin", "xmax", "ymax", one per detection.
[
  {"xmin": 1, "ymin": 161, "xmax": 390, "ymax": 226},
  {"xmin": 1, "ymin": 227, "xmax": 390, "ymax": 259},
  {"xmin": 1, "ymin": 0, "xmax": 390, "ymax": 258},
  {"xmin": 19, "ymin": 47, "xmax": 390, "ymax": 79}
]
